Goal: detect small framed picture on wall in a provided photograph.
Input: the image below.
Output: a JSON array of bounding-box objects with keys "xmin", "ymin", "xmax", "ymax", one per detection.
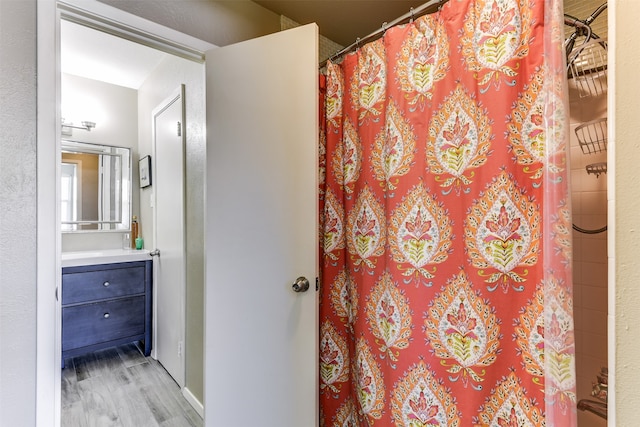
[{"xmin": 139, "ymin": 155, "xmax": 152, "ymax": 188}]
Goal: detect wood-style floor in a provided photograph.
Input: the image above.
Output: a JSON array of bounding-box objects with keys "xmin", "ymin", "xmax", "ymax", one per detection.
[{"xmin": 62, "ymin": 343, "xmax": 203, "ymax": 427}]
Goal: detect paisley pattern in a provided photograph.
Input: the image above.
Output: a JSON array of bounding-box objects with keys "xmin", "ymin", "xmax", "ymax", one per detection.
[
  {"xmin": 319, "ymin": 120, "xmax": 327, "ymax": 193},
  {"xmin": 388, "ymin": 183, "xmax": 452, "ymax": 282},
  {"xmin": 325, "ymin": 62, "xmax": 344, "ymax": 131},
  {"xmin": 346, "ymin": 186, "xmax": 386, "ymax": 270},
  {"xmin": 332, "ymin": 117, "xmax": 362, "ymax": 195},
  {"xmin": 460, "ymin": 0, "xmax": 533, "ymax": 92},
  {"xmin": 350, "ymin": 40, "xmax": 386, "ymax": 123},
  {"xmin": 334, "ymin": 399, "xmax": 359, "ymax": 427},
  {"xmin": 365, "ymin": 271, "xmax": 412, "ymax": 363},
  {"xmin": 320, "ymin": 0, "xmax": 575, "ymax": 425},
  {"xmin": 396, "ymin": 13, "xmax": 450, "ymax": 110},
  {"xmin": 323, "ymin": 189, "xmax": 345, "ymax": 261},
  {"xmin": 507, "ymin": 67, "xmax": 567, "ymax": 181},
  {"xmin": 543, "ymin": 275, "xmax": 577, "ymax": 413},
  {"xmin": 465, "ymin": 171, "xmax": 540, "ymax": 292},
  {"xmin": 426, "ymin": 85, "xmax": 492, "ymax": 194},
  {"xmin": 354, "ymin": 338, "xmax": 385, "ymax": 422},
  {"xmin": 554, "ymin": 199, "xmax": 573, "ymax": 265},
  {"xmin": 514, "ymin": 284, "xmax": 545, "ymax": 381},
  {"xmin": 391, "ymin": 362, "xmax": 460, "ymax": 427},
  {"xmin": 371, "ymin": 100, "xmax": 417, "ymax": 191},
  {"xmin": 320, "ymin": 321, "xmax": 350, "ymax": 395},
  {"xmin": 330, "ymin": 268, "xmax": 358, "ymax": 328},
  {"xmin": 475, "ymin": 372, "xmax": 543, "ymax": 426},
  {"xmin": 425, "ymin": 272, "xmax": 500, "ymax": 388}
]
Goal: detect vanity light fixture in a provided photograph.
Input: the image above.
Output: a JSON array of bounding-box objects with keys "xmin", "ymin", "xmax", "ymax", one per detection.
[{"xmin": 61, "ymin": 118, "xmax": 96, "ymax": 135}]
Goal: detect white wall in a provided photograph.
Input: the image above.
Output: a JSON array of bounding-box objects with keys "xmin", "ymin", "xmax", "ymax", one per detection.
[
  {"xmin": 0, "ymin": 1, "xmax": 38, "ymax": 424},
  {"xmin": 612, "ymin": 0, "xmax": 640, "ymax": 425},
  {"xmin": 60, "ymin": 73, "xmax": 139, "ymax": 251}
]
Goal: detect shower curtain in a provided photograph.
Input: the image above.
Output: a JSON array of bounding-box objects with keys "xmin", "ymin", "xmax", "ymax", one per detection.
[{"xmin": 319, "ymin": 0, "xmax": 576, "ymax": 425}]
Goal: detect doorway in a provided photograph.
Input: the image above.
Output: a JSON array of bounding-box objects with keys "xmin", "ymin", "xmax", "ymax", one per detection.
[
  {"xmin": 59, "ymin": 8, "xmax": 206, "ymax": 420},
  {"xmin": 39, "ymin": 2, "xmax": 319, "ymax": 426}
]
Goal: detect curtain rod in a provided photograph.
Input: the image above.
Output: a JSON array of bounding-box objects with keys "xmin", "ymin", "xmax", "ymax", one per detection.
[{"xmin": 319, "ymin": 0, "xmax": 449, "ymax": 68}]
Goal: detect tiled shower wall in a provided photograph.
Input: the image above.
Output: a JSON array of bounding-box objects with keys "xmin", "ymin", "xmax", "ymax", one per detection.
[{"xmin": 565, "ymin": 1, "xmax": 609, "ymax": 426}]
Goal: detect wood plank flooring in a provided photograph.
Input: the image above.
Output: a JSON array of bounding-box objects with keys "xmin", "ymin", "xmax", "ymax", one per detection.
[{"xmin": 62, "ymin": 343, "xmax": 203, "ymax": 427}]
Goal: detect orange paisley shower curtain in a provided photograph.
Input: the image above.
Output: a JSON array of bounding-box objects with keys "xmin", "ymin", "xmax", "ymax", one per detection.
[{"xmin": 318, "ymin": 0, "xmax": 576, "ymax": 425}]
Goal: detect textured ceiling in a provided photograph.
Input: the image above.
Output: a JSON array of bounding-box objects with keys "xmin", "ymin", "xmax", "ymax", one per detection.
[{"xmin": 253, "ymin": 0, "xmax": 428, "ymax": 46}]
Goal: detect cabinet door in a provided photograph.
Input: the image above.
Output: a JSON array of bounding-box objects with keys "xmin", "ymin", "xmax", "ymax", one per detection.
[
  {"xmin": 62, "ymin": 296, "xmax": 145, "ymax": 350},
  {"xmin": 62, "ymin": 264, "xmax": 145, "ymax": 304},
  {"xmin": 205, "ymin": 24, "xmax": 318, "ymax": 427}
]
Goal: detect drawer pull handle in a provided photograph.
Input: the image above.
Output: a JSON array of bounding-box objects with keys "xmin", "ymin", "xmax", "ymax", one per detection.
[
  {"xmin": 103, "ymin": 281, "xmax": 110, "ymax": 287},
  {"xmin": 103, "ymin": 313, "xmax": 110, "ymax": 319}
]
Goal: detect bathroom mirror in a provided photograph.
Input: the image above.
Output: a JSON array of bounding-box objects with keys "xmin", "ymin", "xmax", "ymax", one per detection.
[{"xmin": 61, "ymin": 140, "xmax": 131, "ymax": 232}]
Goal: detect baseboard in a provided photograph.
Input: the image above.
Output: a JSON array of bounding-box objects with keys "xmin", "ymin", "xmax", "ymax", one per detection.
[{"xmin": 182, "ymin": 386, "xmax": 204, "ymax": 419}]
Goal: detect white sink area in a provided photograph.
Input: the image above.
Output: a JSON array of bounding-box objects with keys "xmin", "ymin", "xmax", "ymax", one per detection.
[{"xmin": 62, "ymin": 248, "xmax": 151, "ymax": 267}]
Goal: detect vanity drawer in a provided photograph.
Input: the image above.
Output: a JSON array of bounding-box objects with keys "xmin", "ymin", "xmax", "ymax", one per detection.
[
  {"xmin": 62, "ymin": 263, "xmax": 146, "ymax": 305},
  {"xmin": 62, "ymin": 296, "xmax": 145, "ymax": 351}
]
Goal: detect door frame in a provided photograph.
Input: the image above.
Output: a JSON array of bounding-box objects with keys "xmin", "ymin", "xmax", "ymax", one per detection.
[{"xmin": 36, "ymin": 1, "xmax": 214, "ymax": 425}]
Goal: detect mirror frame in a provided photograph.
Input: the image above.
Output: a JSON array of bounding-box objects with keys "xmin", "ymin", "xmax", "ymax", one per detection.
[{"xmin": 61, "ymin": 139, "xmax": 131, "ymax": 232}]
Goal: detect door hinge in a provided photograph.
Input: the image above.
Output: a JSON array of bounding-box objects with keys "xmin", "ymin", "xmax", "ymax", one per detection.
[
  {"xmin": 178, "ymin": 340, "xmax": 183, "ymax": 358},
  {"xmin": 316, "ymin": 277, "xmax": 319, "ymax": 292},
  {"xmin": 177, "ymin": 121, "xmax": 182, "ymax": 137}
]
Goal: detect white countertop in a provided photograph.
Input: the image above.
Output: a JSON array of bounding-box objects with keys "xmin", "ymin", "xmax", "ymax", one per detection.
[{"xmin": 62, "ymin": 248, "xmax": 151, "ymax": 267}]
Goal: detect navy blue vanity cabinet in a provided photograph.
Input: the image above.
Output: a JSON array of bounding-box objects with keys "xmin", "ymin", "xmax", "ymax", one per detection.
[{"xmin": 61, "ymin": 260, "xmax": 152, "ymax": 361}]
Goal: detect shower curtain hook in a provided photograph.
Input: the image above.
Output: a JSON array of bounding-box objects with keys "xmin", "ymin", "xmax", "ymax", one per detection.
[
  {"xmin": 381, "ymin": 21, "xmax": 388, "ymax": 34},
  {"xmin": 410, "ymin": 7, "xmax": 415, "ymax": 23},
  {"xmin": 356, "ymin": 37, "xmax": 361, "ymax": 51}
]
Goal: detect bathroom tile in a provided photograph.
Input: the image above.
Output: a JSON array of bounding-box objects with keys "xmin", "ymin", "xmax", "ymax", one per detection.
[
  {"xmin": 572, "ymin": 278, "xmax": 584, "ymax": 308},
  {"xmin": 574, "ymin": 330, "xmax": 583, "ymax": 357},
  {"xmin": 571, "ymin": 260, "xmax": 582, "ymax": 288},
  {"xmin": 568, "ymin": 123, "xmax": 581, "ymax": 146},
  {"xmin": 579, "ymin": 214, "xmax": 608, "ymax": 235},
  {"xmin": 577, "ymin": 411, "xmax": 607, "ymax": 427},
  {"xmin": 572, "ymin": 220, "xmax": 586, "ymax": 243},
  {"xmin": 571, "ymin": 169, "xmax": 585, "ymax": 192},
  {"xmin": 570, "ymin": 145, "xmax": 586, "ymax": 170},
  {"xmin": 582, "ymin": 227, "xmax": 607, "ymax": 242},
  {"xmin": 581, "ymin": 333, "xmax": 609, "ymax": 362},
  {"xmin": 572, "ymin": 304, "xmax": 584, "ymax": 332},
  {"xmin": 583, "ymin": 171, "xmax": 600, "ymax": 193},
  {"xmin": 581, "ymin": 308, "xmax": 608, "ymax": 337},
  {"xmin": 581, "ymin": 239, "xmax": 608, "ymax": 263},
  {"xmin": 581, "ymin": 191, "xmax": 608, "ymax": 215},
  {"xmin": 575, "ymin": 370, "xmax": 595, "ymax": 400},
  {"xmin": 578, "ymin": 354, "xmax": 609, "ymax": 383},
  {"xmin": 580, "ymin": 261, "xmax": 608, "ymax": 288},
  {"xmin": 581, "ymin": 283, "xmax": 608, "ymax": 310},
  {"xmin": 571, "ymin": 191, "xmax": 583, "ymax": 214}
]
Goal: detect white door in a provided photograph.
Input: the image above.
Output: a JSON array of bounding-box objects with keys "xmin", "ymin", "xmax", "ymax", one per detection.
[
  {"xmin": 153, "ymin": 87, "xmax": 186, "ymax": 387},
  {"xmin": 205, "ymin": 24, "xmax": 319, "ymax": 426}
]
